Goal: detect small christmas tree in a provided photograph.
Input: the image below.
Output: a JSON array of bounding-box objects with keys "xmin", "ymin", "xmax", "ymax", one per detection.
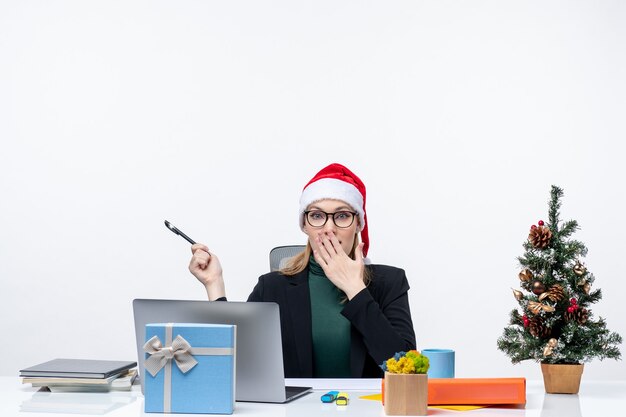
[{"xmin": 497, "ymin": 186, "xmax": 622, "ymax": 365}]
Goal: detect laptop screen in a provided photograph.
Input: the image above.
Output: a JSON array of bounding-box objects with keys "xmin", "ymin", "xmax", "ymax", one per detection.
[{"xmin": 133, "ymin": 299, "xmax": 307, "ymax": 403}]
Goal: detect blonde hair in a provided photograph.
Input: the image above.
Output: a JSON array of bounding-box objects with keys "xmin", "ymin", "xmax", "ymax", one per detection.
[{"xmin": 279, "ymin": 232, "xmax": 371, "ymax": 286}]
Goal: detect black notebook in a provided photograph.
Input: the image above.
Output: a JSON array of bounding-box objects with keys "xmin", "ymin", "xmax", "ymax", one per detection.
[{"xmin": 20, "ymin": 359, "xmax": 137, "ymax": 379}]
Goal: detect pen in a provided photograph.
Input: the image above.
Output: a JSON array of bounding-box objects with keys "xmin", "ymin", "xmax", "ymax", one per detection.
[
  {"xmin": 320, "ymin": 390, "xmax": 339, "ymax": 403},
  {"xmin": 164, "ymin": 220, "xmax": 197, "ymax": 245},
  {"xmin": 335, "ymin": 392, "xmax": 349, "ymax": 406}
]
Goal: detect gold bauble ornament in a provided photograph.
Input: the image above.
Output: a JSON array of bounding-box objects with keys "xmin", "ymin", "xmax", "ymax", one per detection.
[
  {"xmin": 577, "ymin": 278, "xmax": 591, "ymax": 295},
  {"xmin": 573, "ymin": 261, "xmax": 587, "ymax": 276},
  {"xmin": 512, "ymin": 288, "xmax": 524, "ymax": 301},
  {"xmin": 543, "ymin": 338, "xmax": 558, "ymax": 357}
]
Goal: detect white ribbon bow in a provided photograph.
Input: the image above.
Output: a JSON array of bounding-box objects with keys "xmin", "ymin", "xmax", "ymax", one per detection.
[{"xmin": 143, "ymin": 334, "xmax": 198, "ymax": 377}]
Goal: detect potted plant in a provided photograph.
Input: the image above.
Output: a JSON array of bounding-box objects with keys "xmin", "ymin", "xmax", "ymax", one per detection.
[
  {"xmin": 380, "ymin": 350, "xmax": 430, "ymax": 415},
  {"xmin": 497, "ymin": 186, "xmax": 622, "ymax": 393}
]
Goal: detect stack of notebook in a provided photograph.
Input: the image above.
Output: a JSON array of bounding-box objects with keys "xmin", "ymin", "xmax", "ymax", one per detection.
[{"xmin": 20, "ymin": 358, "xmax": 138, "ymax": 392}]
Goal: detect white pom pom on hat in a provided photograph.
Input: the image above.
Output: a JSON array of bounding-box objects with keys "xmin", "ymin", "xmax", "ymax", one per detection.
[{"xmin": 299, "ymin": 163, "xmax": 369, "ymax": 257}]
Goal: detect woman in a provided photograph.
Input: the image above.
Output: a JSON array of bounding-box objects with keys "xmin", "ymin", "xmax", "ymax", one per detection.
[{"xmin": 189, "ymin": 163, "xmax": 416, "ymax": 377}]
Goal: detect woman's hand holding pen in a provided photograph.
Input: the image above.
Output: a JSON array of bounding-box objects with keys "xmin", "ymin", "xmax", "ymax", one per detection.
[
  {"xmin": 313, "ymin": 231, "xmax": 366, "ymax": 300},
  {"xmin": 189, "ymin": 243, "xmax": 226, "ymax": 301}
]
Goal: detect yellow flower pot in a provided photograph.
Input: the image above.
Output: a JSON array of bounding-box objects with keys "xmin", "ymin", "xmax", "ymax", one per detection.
[
  {"xmin": 540, "ymin": 363, "xmax": 584, "ymax": 394},
  {"xmin": 383, "ymin": 372, "xmax": 428, "ymax": 416}
]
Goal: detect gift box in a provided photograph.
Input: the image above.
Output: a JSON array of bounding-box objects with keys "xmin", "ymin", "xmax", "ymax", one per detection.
[
  {"xmin": 428, "ymin": 377, "xmax": 526, "ymax": 405},
  {"xmin": 381, "ymin": 377, "xmax": 526, "ymax": 406},
  {"xmin": 144, "ymin": 323, "xmax": 236, "ymax": 414}
]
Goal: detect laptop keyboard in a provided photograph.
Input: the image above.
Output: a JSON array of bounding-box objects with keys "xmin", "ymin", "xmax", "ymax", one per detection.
[{"xmin": 285, "ymin": 385, "xmax": 312, "ymax": 401}]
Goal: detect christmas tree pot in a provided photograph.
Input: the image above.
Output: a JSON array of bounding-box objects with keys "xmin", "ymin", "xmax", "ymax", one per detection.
[
  {"xmin": 540, "ymin": 363, "xmax": 584, "ymax": 394},
  {"xmin": 383, "ymin": 372, "xmax": 428, "ymax": 415}
]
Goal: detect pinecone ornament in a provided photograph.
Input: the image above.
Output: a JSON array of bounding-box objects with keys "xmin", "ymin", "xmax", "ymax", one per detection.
[
  {"xmin": 529, "ymin": 225, "xmax": 552, "ymax": 249},
  {"xmin": 529, "ymin": 316, "xmax": 551, "ymax": 338},
  {"xmin": 539, "ymin": 284, "xmax": 565, "ymax": 302},
  {"xmin": 564, "ymin": 307, "xmax": 589, "ymax": 324}
]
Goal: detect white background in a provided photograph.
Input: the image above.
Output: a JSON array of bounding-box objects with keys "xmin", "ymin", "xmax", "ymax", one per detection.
[{"xmin": 1, "ymin": 0, "xmax": 624, "ymax": 380}]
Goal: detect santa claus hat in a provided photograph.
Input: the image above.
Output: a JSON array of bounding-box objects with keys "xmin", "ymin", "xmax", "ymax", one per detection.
[{"xmin": 299, "ymin": 163, "xmax": 370, "ymax": 257}]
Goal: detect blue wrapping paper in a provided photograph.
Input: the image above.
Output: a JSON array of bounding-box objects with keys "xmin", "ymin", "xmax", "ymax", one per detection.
[{"xmin": 144, "ymin": 323, "xmax": 236, "ymax": 414}]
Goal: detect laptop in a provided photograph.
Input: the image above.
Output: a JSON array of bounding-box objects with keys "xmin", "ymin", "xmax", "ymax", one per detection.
[{"xmin": 132, "ymin": 299, "xmax": 312, "ymax": 403}]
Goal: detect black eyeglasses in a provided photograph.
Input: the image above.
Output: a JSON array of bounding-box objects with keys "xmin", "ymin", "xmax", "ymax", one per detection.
[{"xmin": 304, "ymin": 210, "xmax": 357, "ymax": 228}]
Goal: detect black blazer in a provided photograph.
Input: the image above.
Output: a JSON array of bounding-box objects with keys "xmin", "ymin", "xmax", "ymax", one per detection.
[{"xmin": 247, "ymin": 264, "xmax": 416, "ymax": 378}]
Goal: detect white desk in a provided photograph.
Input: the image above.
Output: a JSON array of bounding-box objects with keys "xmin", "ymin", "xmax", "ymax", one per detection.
[{"xmin": 2, "ymin": 377, "xmax": 625, "ymax": 417}]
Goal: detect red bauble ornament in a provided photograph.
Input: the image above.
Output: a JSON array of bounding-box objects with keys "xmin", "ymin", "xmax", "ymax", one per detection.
[
  {"xmin": 538, "ymin": 220, "xmax": 545, "ymax": 226},
  {"xmin": 570, "ymin": 298, "xmax": 577, "ymax": 305},
  {"xmin": 567, "ymin": 306, "xmax": 575, "ymax": 313}
]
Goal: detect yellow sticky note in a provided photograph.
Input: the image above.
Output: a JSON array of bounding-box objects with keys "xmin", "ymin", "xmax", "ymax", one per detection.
[
  {"xmin": 359, "ymin": 393, "xmax": 382, "ymax": 401},
  {"xmin": 357, "ymin": 394, "xmax": 489, "ymax": 411}
]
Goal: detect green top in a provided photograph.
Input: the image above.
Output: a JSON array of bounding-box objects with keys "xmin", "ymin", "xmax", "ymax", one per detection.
[{"xmin": 308, "ymin": 257, "xmax": 351, "ymax": 377}]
